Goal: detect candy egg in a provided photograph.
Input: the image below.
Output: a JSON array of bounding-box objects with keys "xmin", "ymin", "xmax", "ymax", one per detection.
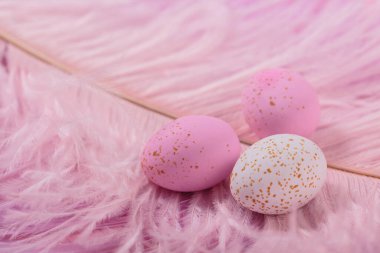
[
  {"xmin": 230, "ymin": 134, "xmax": 327, "ymax": 214},
  {"xmin": 141, "ymin": 115, "xmax": 241, "ymax": 192},
  {"xmin": 242, "ymin": 68, "xmax": 320, "ymax": 138}
]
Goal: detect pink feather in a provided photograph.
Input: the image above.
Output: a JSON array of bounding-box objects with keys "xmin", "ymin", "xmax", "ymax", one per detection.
[{"xmin": 0, "ymin": 0, "xmax": 380, "ymax": 252}]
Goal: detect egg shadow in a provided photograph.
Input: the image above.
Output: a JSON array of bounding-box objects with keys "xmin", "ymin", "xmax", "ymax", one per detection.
[
  {"xmin": 147, "ymin": 179, "xmax": 266, "ymax": 231},
  {"xmin": 143, "ymin": 174, "xmax": 355, "ymax": 247},
  {"xmin": 263, "ymin": 174, "xmax": 356, "ymax": 232}
]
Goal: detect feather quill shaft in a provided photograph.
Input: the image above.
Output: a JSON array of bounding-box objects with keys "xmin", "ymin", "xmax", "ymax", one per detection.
[
  {"xmin": 0, "ymin": 2, "xmax": 380, "ymax": 252},
  {"xmin": 0, "ymin": 29, "xmax": 378, "ymax": 179}
]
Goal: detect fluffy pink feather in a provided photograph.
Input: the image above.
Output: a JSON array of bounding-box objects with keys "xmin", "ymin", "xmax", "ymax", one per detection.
[{"xmin": 0, "ymin": 0, "xmax": 380, "ymax": 252}]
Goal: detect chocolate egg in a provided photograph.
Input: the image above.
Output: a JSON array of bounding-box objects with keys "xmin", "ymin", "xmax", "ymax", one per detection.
[
  {"xmin": 242, "ymin": 68, "xmax": 320, "ymax": 138},
  {"xmin": 230, "ymin": 134, "xmax": 327, "ymax": 214},
  {"xmin": 141, "ymin": 115, "xmax": 241, "ymax": 192}
]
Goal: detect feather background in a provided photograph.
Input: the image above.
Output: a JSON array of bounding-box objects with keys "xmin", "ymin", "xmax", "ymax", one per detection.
[{"xmin": 0, "ymin": 0, "xmax": 380, "ymax": 252}]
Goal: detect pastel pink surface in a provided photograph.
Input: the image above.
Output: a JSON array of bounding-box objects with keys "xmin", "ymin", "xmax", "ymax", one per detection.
[
  {"xmin": 242, "ymin": 69, "xmax": 320, "ymax": 139},
  {"xmin": 141, "ymin": 115, "xmax": 241, "ymax": 192},
  {"xmin": 2, "ymin": 1, "xmax": 380, "ymax": 253}
]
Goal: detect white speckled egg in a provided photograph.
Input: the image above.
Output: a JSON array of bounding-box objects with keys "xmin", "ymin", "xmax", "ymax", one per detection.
[{"xmin": 230, "ymin": 134, "xmax": 327, "ymax": 215}]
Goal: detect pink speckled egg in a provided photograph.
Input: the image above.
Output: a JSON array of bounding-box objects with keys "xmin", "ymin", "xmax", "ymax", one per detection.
[
  {"xmin": 141, "ymin": 115, "xmax": 241, "ymax": 192},
  {"xmin": 242, "ymin": 69, "xmax": 320, "ymax": 139},
  {"xmin": 230, "ymin": 134, "xmax": 327, "ymax": 215}
]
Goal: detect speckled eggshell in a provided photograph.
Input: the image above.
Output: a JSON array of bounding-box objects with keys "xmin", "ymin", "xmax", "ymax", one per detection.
[
  {"xmin": 242, "ymin": 69, "xmax": 320, "ymax": 139},
  {"xmin": 230, "ymin": 134, "xmax": 327, "ymax": 215},
  {"xmin": 141, "ymin": 115, "xmax": 241, "ymax": 192}
]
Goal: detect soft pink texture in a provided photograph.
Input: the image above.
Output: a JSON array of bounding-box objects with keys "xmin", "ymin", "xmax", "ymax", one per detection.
[
  {"xmin": 0, "ymin": 1, "xmax": 380, "ymax": 253},
  {"xmin": 242, "ymin": 69, "xmax": 320, "ymax": 138},
  {"xmin": 141, "ymin": 115, "xmax": 241, "ymax": 192},
  {"xmin": 1, "ymin": 0, "xmax": 379, "ymax": 172}
]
